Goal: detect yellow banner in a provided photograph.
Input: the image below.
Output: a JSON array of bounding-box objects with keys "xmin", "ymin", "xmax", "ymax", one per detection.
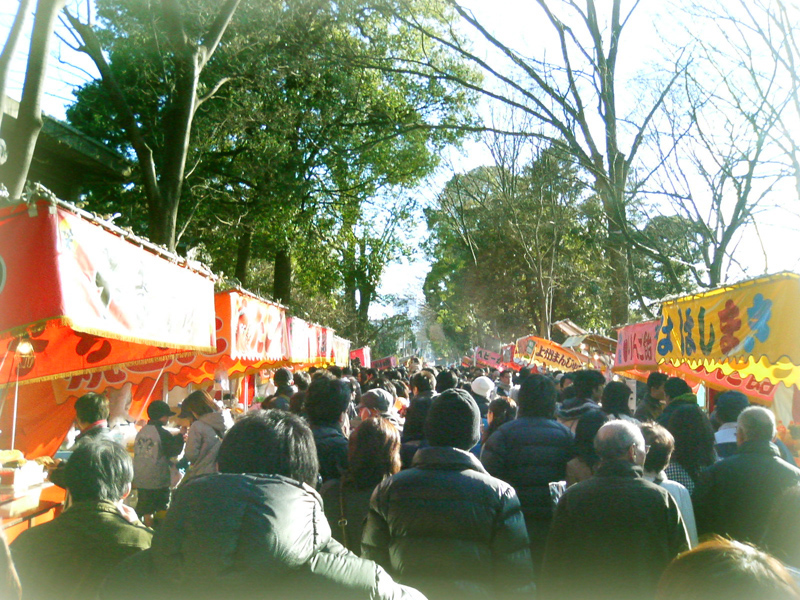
[{"xmin": 656, "ymin": 273, "xmax": 800, "ymax": 387}]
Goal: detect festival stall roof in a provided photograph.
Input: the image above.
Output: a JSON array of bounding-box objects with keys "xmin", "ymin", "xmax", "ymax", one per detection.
[
  {"xmin": 0, "ymin": 197, "xmax": 216, "ymax": 386},
  {"xmin": 554, "ymin": 319, "xmax": 618, "ymax": 356},
  {"xmin": 513, "ymin": 335, "xmax": 596, "ymax": 373},
  {"xmin": 613, "ymin": 319, "xmax": 778, "ymax": 404},
  {"xmin": 656, "ymin": 272, "xmax": 800, "ymax": 389},
  {"xmin": 614, "ymin": 272, "xmax": 800, "ymax": 403},
  {"xmin": 0, "ymin": 197, "xmax": 217, "ymax": 455}
]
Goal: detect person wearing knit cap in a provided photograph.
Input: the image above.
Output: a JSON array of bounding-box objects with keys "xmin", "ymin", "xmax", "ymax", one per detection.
[{"xmin": 362, "ymin": 389, "xmax": 535, "ymax": 600}]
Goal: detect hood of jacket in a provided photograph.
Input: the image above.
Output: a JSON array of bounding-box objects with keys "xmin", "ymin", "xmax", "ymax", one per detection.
[
  {"xmin": 151, "ymin": 473, "xmax": 330, "ymax": 586},
  {"xmin": 198, "ymin": 411, "xmax": 229, "ymax": 436}
]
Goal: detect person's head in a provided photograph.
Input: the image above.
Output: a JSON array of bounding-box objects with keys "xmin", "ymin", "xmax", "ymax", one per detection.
[
  {"xmin": 573, "ymin": 408, "xmax": 609, "ymax": 468},
  {"xmin": 410, "ymin": 370, "xmax": 436, "ymax": 396},
  {"xmin": 327, "ymin": 365, "xmax": 343, "ymax": 378},
  {"xmin": 647, "ymin": 372, "xmax": 669, "ymax": 401},
  {"xmin": 273, "ymin": 367, "xmax": 294, "ymax": 388},
  {"xmin": 640, "ymin": 421, "xmax": 675, "ymax": 474},
  {"xmin": 601, "ymin": 381, "xmax": 633, "ymax": 417},
  {"xmin": 424, "ymin": 389, "xmax": 480, "ymax": 450},
  {"xmin": 146, "ymin": 400, "xmax": 176, "ymax": 423},
  {"xmin": 667, "ymin": 404, "xmax": 716, "ymax": 476},
  {"xmin": 714, "ymin": 391, "xmax": 750, "ymax": 425},
  {"xmin": 357, "ymin": 388, "xmax": 393, "ymax": 421},
  {"xmin": 216, "ymin": 410, "xmax": 318, "ymax": 487},
  {"xmin": 664, "ymin": 377, "xmax": 692, "ymax": 402},
  {"xmin": 65, "ymin": 439, "xmax": 133, "ymax": 503},
  {"xmin": 293, "ymin": 371, "xmax": 311, "ymax": 392},
  {"xmin": 498, "ymin": 370, "xmax": 513, "ymax": 387},
  {"xmin": 435, "ymin": 369, "xmax": 459, "ymax": 393},
  {"xmin": 657, "ymin": 537, "xmax": 800, "ymax": 600},
  {"xmin": 559, "ymin": 372, "xmax": 574, "ymax": 390},
  {"xmin": 519, "ymin": 366, "xmax": 533, "ymax": 382},
  {"xmin": 304, "ymin": 377, "xmax": 352, "ymax": 426},
  {"xmin": 471, "ymin": 376, "xmax": 495, "ymax": 400},
  {"xmin": 762, "ymin": 485, "xmax": 800, "ymax": 568},
  {"xmin": 179, "ymin": 390, "xmax": 219, "ymax": 421},
  {"xmin": 483, "ymin": 397, "xmax": 517, "ymax": 443},
  {"xmin": 737, "ymin": 406, "xmax": 776, "ymax": 445},
  {"xmin": 346, "ymin": 417, "xmax": 401, "ymax": 489},
  {"xmin": 517, "ymin": 374, "xmax": 558, "ymax": 418},
  {"xmin": 595, "ymin": 420, "xmax": 648, "ymax": 466},
  {"xmin": 74, "ymin": 393, "xmax": 110, "ymax": 429},
  {"xmin": 572, "ymin": 370, "xmax": 606, "ymax": 401}
]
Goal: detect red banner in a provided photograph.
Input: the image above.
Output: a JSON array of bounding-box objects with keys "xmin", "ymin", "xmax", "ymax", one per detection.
[
  {"xmin": 372, "ymin": 356, "xmax": 397, "ymax": 370},
  {"xmin": 0, "ymin": 201, "xmax": 216, "ymax": 386},
  {"xmin": 474, "ymin": 347, "xmax": 502, "ymax": 368},
  {"xmin": 350, "ymin": 347, "xmax": 371, "ymax": 368}
]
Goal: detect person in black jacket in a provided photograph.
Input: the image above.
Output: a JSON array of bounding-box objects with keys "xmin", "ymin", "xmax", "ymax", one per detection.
[
  {"xmin": 100, "ymin": 410, "xmax": 424, "ymax": 600},
  {"xmin": 694, "ymin": 406, "xmax": 800, "ymax": 545},
  {"xmin": 305, "ymin": 374, "xmax": 352, "ymax": 483},
  {"xmin": 541, "ymin": 420, "xmax": 689, "ymax": 600},
  {"xmin": 362, "ymin": 389, "xmax": 535, "ymax": 600},
  {"xmin": 481, "ymin": 374, "xmax": 573, "ymax": 572}
]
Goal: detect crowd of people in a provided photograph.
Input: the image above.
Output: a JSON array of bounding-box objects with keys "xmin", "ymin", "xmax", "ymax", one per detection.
[{"xmin": 3, "ymin": 361, "xmax": 800, "ymax": 600}]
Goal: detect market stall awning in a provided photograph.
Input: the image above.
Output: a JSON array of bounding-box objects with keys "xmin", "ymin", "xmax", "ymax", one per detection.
[
  {"xmin": 614, "ymin": 318, "xmax": 781, "ymax": 404},
  {"xmin": 656, "ymin": 272, "xmax": 800, "ymax": 389},
  {"xmin": 0, "ymin": 199, "xmax": 216, "ymax": 386},
  {"xmin": 514, "ymin": 335, "xmax": 593, "ymax": 372}
]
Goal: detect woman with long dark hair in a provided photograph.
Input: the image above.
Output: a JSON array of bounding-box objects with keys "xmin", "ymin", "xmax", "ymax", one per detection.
[
  {"xmin": 601, "ymin": 381, "xmax": 638, "ymax": 422},
  {"xmin": 666, "ymin": 404, "xmax": 717, "ymax": 494},
  {"xmin": 321, "ymin": 417, "xmax": 401, "ymax": 555},
  {"xmin": 566, "ymin": 408, "xmax": 609, "ymax": 486}
]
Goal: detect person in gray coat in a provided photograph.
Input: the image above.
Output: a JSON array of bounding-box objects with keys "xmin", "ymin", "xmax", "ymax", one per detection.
[{"xmin": 178, "ymin": 390, "xmax": 232, "ymax": 485}]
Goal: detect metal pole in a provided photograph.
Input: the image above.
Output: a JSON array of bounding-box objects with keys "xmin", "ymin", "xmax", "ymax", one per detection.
[{"xmin": 11, "ymin": 362, "xmax": 20, "ymax": 449}]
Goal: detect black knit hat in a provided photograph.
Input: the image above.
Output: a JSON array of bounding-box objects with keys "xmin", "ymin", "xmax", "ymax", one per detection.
[{"xmin": 424, "ymin": 388, "xmax": 481, "ymax": 450}]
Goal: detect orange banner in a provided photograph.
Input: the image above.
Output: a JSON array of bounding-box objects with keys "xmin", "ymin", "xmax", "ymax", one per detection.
[{"xmin": 514, "ymin": 335, "xmax": 590, "ymax": 372}]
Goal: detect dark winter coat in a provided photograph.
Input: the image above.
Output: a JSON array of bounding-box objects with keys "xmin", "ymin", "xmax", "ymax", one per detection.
[
  {"xmin": 11, "ymin": 500, "xmax": 152, "ymax": 600},
  {"xmin": 362, "ymin": 446, "xmax": 535, "ymax": 600},
  {"xmin": 100, "ymin": 473, "xmax": 426, "ymax": 600},
  {"xmin": 312, "ymin": 423, "xmax": 349, "ymax": 483},
  {"xmin": 693, "ymin": 440, "xmax": 800, "ymax": 544},
  {"xmin": 402, "ymin": 391, "xmax": 437, "ymax": 442},
  {"xmin": 481, "ymin": 417, "xmax": 574, "ymax": 523},
  {"xmin": 541, "ymin": 460, "xmax": 690, "ymax": 600}
]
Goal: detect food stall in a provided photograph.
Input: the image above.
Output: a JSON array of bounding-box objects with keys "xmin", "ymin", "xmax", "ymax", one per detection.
[
  {"xmin": 615, "ymin": 272, "xmax": 800, "ymax": 453},
  {"xmin": 0, "ymin": 197, "xmax": 218, "ymax": 538}
]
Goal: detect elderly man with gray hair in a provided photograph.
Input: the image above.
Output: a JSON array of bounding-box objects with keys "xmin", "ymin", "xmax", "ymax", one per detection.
[
  {"xmin": 694, "ymin": 405, "xmax": 800, "ymax": 544},
  {"xmin": 540, "ymin": 420, "xmax": 689, "ymax": 600}
]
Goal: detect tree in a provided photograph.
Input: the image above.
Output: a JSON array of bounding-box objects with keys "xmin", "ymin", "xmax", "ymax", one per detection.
[
  {"xmin": 631, "ymin": 0, "xmax": 795, "ymax": 297},
  {"xmin": 66, "ymin": 0, "xmax": 476, "ymax": 319},
  {"xmin": 0, "ymin": 0, "xmax": 67, "ymax": 198},
  {"xmin": 423, "ymin": 139, "xmax": 609, "ymax": 356},
  {"xmin": 61, "ymin": 0, "xmax": 242, "ymax": 250},
  {"xmin": 363, "ymin": 0, "xmax": 686, "ymax": 326}
]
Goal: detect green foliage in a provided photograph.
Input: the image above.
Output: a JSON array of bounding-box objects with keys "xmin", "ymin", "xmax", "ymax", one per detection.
[
  {"xmin": 66, "ymin": 0, "xmax": 478, "ymax": 337},
  {"xmin": 423, "ymin": 141, "xmax": 611, "ymax": 357}
]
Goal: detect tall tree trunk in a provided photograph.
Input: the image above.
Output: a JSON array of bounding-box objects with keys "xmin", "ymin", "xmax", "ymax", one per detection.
[
  {"xmin": 234, "ymin": 224, "xmax": 253, "ymax": 286},
  {"xmin": 3, "ymin": 0, "xmax": 66, "ymax": 199},
  {"xmin": 598, "ymin": 176, "xmax": 630, "ymax": 327},
  {"xmin": 0, "ymin": 0, "xmax": 33, "ymax": 164},
  {"xmin": 273, "ymin": 247, "xmax": 292, "ymax": 305}
]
